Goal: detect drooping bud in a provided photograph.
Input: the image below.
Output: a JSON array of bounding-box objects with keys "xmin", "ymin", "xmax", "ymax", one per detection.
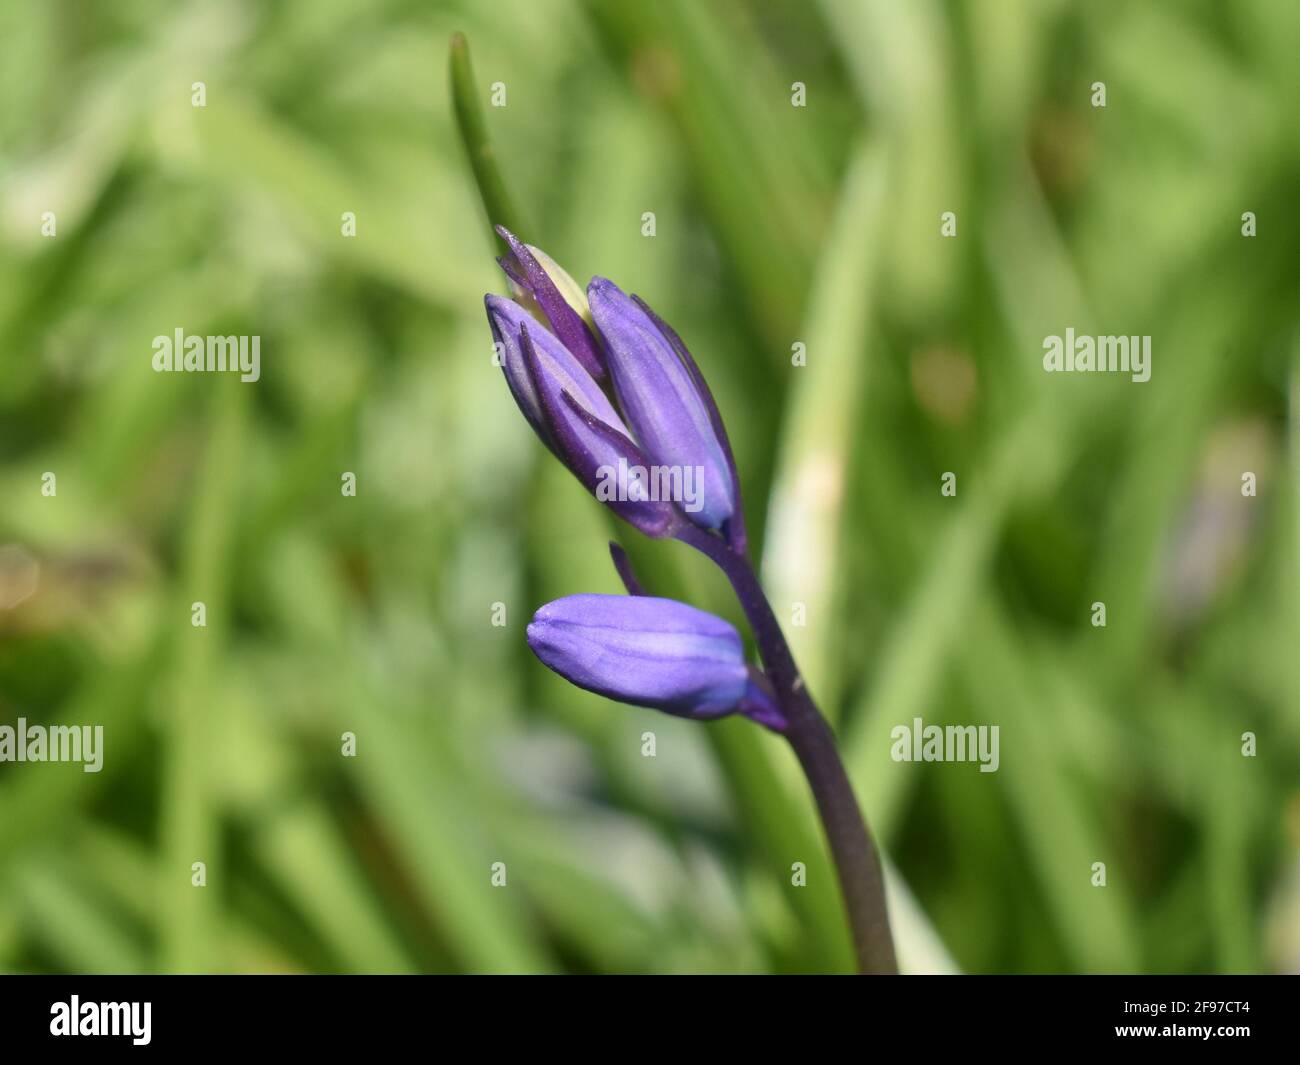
[{"xmin": 526, "ymin": 594, "xmax": 783, "ymax": 728}]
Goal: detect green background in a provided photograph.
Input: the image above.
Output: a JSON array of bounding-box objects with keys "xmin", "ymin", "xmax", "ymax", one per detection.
[{"xmin": 1, "ymin": 0, "xmax": 1297, "ymax": 974}]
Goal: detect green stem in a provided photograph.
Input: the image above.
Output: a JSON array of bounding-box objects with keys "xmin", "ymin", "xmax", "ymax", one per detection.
[{"xmin": 449, "ymin": 32, "xmax": 526, "ymax": 254}]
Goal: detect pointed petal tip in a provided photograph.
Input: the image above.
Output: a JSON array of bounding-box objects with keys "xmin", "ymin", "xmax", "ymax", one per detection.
[
  {"xmin": 587, "ymin": 276, "xmax": 655, "ymax": 335},
  {"xmin": 484, "ymin": 293, "xmax": 536, "ymax": 336},
  {"xmin": 586, "ymin": 275, "xmax": 623, "ymax": 302},
  {"xmin": 609, "ymin": 541, "xmax": 648, "ymax": 597},
  {"xmin": 495, "ymin": 255, "xmax": 527, "ymax": 289},
  {"xmin": 496, "ymin": 225, "xmax": 531, "ymax": 260},
  {"xmin": 484, "ymin": 292, "xmax": 523, "ymax": 324}
]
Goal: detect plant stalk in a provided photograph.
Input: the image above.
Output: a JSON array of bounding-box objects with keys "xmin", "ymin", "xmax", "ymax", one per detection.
[
  {"xmin": 680, "ymin": 524, "xmax": 897, "ymax": 974},
  {"xmin": 449, "ymin": 32, "xmax": 525, "ymax": 253}
]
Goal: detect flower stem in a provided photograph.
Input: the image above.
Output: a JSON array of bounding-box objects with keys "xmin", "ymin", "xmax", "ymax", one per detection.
[
  {"xmin": 448, "ymin": 32, "xmax": 526, "ymax": 254},
  {"xmin": 782, "ymin": 705, "xmax": 897, "ymax": 974},
  {"xmin": 679, "ymin": 525, "xmax": 897, "ymax": 974}
]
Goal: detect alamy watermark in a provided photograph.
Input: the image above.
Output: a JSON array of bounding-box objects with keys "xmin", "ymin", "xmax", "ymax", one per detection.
[
  {"xmin": 890, "ymin": 717, "xmax": 999, "ymax": 773},
  {"xmin": 152, "ymin": 328, "xmax": 260, "ymax": 382},
  {"xmin": 0, "ymin": 718, "xmax": 103, "ymax": 772},
  {"xmin": 595, "ymin": 458, "xmax": 705, "ymax": 514},
  {"xmin": 1043, "ymin": 329, "xmax": 1150, "ymax": 383},
  {"xmin": 50, "ymin": 996, "xmax": 150, "ymax": 1045}
]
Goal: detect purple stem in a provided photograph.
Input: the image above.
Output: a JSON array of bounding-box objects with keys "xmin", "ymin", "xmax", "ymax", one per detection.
[{"xmin": 677, "ymin": 523, "xmax": 898, "ymax": 975}]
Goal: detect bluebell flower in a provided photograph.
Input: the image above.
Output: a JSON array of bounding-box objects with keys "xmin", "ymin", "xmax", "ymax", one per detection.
[
  {"xmin": 485, "ymin": 228, "xmax": 746, "ymax": 547},
  {"xmin": 527, "ymin": 593, "xmax": 784, "ymax": 729}
]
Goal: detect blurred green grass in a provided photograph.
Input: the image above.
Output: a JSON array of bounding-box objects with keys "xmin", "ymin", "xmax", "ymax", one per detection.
[{"xmin": 0, "ymin": 0, "xmax": 1297, "ymax": 974}]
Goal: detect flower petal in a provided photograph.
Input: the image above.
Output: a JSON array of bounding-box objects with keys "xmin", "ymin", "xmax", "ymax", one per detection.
[
  {"xmin": 485, "ymin": 294, "xmax": 620, "ymax": 443},
  {"xmin": 519, "ymin": 325, "xmax": 679, "ymax": 538},
  {"xmin": 631, "ymin": 294, "xmax": 747, "ymax": 552},
  {"xmin": 588, "ymin": 277, "xmax": 735, "ymax": 530},
  {"xmin": 497, "ymin": 226, "xmax": 606, "ymax": 379}
]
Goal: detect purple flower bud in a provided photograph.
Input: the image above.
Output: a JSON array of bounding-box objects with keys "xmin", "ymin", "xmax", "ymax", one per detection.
[
  {"xmin": 587, "ymin": 278, "xmax": 737, "ymax": 534},
  {"xmin": 485, "ymin": 295, "xmax": 679, "ymax": 538},
  {"xmin": 486, "ymin": 294, "xmax": 617, "ymax": 443},
  {"xmin": 527, "ymin": 594, "xmax": 783, "ymax": 728},
  {"xmin": 496, "ymin": 226, "xmax": 606, "ymax": 380}
]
